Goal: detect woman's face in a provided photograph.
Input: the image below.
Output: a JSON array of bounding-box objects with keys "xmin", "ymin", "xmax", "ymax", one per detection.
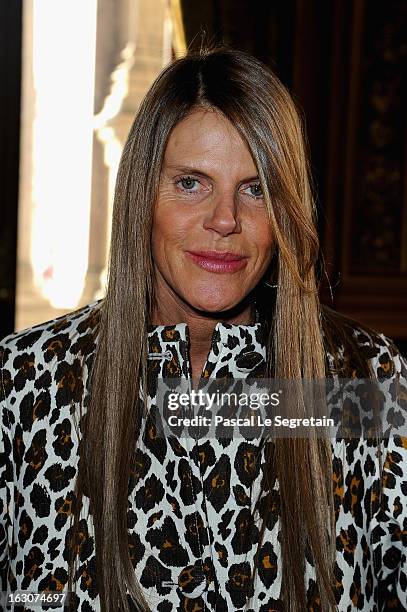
[{"xmin": 151, "ymin": 108, "xmax": 274, "ymax": 314}]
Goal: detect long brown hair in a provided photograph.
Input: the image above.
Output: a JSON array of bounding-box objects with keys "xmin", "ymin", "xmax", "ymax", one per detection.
[{"xmin": 66, "ymin": 46, "xmax": 377, "ymax": 611}]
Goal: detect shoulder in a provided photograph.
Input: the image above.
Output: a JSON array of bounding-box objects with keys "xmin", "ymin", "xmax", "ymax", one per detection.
[
  {"xmin": 0, "ymin": 299, "xmax": 103, "ymax": 410},
  {"xmin": 320, "ymin": 303, "xmax": 405, "ymax": 379},
  {"xmin": 0, "ymin": 299, "xmax": 102, "ymax": 358}
]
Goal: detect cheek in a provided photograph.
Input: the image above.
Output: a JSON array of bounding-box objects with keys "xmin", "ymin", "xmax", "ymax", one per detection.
[
  {"xmin": 247, "ymin": 217, "xmax": 273, "ymax": 261},
  {"xmin": 152, "ymin": 201, "xmax": 174, "ymax": 246},
  {"xmin": 151, "ymin": 204, "xmax": 190, "ymax": 260}
]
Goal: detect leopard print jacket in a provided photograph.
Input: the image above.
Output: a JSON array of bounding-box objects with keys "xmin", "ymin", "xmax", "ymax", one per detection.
[{"xmin": 0, "ymin": 299, "xmax": 406, "ymax": 611}]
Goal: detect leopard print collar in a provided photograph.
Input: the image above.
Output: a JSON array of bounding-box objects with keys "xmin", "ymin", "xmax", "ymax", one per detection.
[{"xmin": 146, "ymin": 320, "xmax": 266, "ymax": 380}]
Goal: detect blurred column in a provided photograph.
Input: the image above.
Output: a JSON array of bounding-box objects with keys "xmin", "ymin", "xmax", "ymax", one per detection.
[{"xmin": 16, "ymin": 0, "xmax": 98, "ymax": 328}]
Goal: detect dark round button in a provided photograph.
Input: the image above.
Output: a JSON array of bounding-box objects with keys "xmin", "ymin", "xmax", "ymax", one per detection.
[{"xmin": 178, "ymin": 562, "xmax": 207, "ymax": 597}]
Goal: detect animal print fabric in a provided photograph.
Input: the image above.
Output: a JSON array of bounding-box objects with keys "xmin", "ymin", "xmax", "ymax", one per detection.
[{"xmin": 0, "ymin": 299, "xmax": 407, "ymax": 611}]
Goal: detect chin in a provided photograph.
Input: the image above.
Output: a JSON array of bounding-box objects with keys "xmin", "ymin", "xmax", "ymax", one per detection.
[
  {"xmin": 183, "ymin": 283, "xmax": 245, "ymax": 314},
  {"xmin": 189, "ymin": 298, "xmax": 240, "ymax": 314}
]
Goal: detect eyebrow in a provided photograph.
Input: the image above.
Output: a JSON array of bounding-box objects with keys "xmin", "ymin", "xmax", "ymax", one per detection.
[{"xmin": 163, "ymin": 164, "xmax": 260, "ymax": 183}]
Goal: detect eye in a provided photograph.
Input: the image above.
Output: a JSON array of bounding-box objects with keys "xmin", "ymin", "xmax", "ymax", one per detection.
[
  {"xmin": 175, "ymin": 176, "xmax": 201, "ymax": 192},
  {"xmin": 241, "ymin": 181, "xmax": 264, "ymax": 199}
]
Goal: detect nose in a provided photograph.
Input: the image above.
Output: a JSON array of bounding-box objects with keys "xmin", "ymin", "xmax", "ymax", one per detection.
[{"xmin": 202, "ymin": 191, "xmax": 241, "ymax": 236}]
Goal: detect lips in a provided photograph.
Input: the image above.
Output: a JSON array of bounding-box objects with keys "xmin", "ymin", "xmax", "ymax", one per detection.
[{"xmin": 185, "ymin": 250, "xmax": 248, "ymax": 273}]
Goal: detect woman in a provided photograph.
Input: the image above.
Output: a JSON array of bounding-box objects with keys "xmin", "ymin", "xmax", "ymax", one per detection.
[{"xmin": 1, "ymin": 46, "xmax": 406, "ymax": 612}]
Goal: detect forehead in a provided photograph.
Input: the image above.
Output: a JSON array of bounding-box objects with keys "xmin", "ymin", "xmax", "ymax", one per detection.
[{"xmin": 163, "ymin": 109, "xmax": 256, "ymax": 171}]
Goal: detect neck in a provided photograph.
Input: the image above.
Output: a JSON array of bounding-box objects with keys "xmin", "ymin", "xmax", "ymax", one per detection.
[{"xmin": 150, "ymin": 282, "xmax": 256, "ymax": 381}]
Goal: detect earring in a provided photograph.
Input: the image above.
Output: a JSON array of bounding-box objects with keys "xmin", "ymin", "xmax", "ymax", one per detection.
[{"xmin": 263, "ymin": 280, "xmax": 278, "ymax": 288}]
